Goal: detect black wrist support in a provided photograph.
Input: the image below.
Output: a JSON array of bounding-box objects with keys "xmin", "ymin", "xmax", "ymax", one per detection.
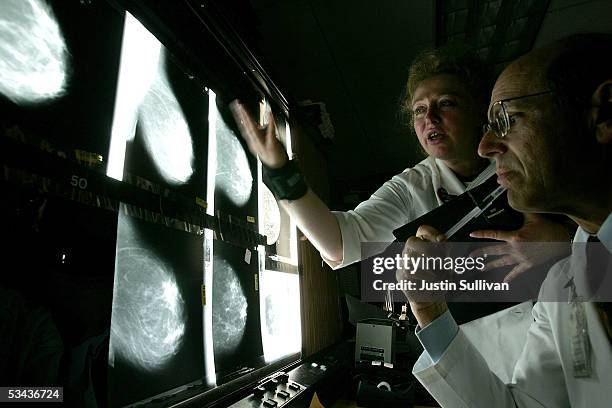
[{"xmin": 262, "ymin": 159, "xmax": 308, "ymax": 200}]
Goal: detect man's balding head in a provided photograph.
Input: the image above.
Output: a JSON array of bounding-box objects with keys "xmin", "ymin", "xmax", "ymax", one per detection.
[{"xmin": 479, "ymin": 34, "xmax": 612, "ymax": 231}]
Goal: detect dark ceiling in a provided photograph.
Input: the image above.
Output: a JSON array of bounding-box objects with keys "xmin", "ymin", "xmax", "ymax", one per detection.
[{"xmin": 217, "ymin": 0, "xmax": 612, "ymax": 197}]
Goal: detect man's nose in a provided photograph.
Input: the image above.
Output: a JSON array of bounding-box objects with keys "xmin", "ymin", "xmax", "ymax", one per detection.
[{"xmin": 478, "ymin": 128, "xmax": 507, "ymax": 158}]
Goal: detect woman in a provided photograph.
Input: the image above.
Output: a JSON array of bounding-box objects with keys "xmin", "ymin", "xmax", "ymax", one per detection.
[{"xmin": 230, "ymin": 48, "xmax": 571, "ymax": 281}]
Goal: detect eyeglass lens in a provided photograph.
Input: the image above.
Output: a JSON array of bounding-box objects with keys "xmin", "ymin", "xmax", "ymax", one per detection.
[{"xmin": 490, "ymin": 102, "xmax": 509, "ymax": 137}]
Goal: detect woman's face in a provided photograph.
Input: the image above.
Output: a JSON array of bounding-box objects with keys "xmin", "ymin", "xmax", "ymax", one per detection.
[{"xmin": 411, "ymin": 74, "xmax": 483, "ymax": 163}]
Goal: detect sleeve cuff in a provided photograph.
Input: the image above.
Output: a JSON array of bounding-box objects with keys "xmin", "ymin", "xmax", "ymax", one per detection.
[{"xmin": 415, "ymin": 309, "xmax": 459, "ymax": 364}]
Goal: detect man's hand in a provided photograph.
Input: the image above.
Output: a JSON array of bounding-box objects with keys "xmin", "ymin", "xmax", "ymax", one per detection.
[
  {"xmin": 229, "ymin": 100, "xmax": 289, "ymax": 169},
  {"xmin": 397, "ymin": 225, "xmax": 449, "ymax": 328},
  {"xmin": 469, "ymin": 213, "xmax": 572, "ymax": 282}
]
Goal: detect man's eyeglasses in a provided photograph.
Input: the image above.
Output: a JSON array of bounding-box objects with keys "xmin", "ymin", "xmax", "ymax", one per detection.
[{"xmin": 483, "ymin": 90, "xmax": 555, "ymax": 138}]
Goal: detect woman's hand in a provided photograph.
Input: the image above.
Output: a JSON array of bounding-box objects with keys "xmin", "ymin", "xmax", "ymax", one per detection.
[
  {"xmin": 469, "ymin": 213, "xmax": 573, "ymax": 282},
  {"xmin": 229, "ymin": 100, "xmax": 289, "ymax": 169}
]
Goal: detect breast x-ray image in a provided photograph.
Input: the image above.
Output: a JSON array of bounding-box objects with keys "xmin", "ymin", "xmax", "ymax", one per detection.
[{"xmin": 109, "ymin": 211, "xmax": 205, "ymax": 407}]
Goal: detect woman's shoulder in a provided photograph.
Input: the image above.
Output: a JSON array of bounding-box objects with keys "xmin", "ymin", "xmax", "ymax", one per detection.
[{"xmin": 392, "ymin": 156, "xmax": 438, "ymax": 187}]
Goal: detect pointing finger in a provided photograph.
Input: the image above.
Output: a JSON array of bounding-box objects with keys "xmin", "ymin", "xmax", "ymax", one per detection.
[{"xmin": 229, "ymin": 100, "xmax": 261, "ymax": 142}]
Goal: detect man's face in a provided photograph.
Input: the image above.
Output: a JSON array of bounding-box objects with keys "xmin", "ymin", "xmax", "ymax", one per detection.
[{"xmin": 478, "ymin": 55, "xmax": 575, "ymax": 213}]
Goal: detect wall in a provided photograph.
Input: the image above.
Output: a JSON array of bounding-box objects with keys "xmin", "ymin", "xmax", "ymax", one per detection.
[{"xmin": 290, "ymin": 118, "xmax": 343, "ymax": 357}]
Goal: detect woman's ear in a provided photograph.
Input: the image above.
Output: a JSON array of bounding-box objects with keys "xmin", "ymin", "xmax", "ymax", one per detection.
[{"xmin": 591, "ymin": 80, "xmax": 612, "ymax": 144}]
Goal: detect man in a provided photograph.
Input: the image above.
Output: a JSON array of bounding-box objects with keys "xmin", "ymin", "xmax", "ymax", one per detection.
[{"xmin": 403, "ymin": 34, "xmax": 612, "ymax": 407}]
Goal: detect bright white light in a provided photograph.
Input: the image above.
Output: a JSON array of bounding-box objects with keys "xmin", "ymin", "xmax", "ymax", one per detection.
[
  {"xmin": 262, "ymin": 184, "xmax": 281, "ymax": 245},
  {"xmin": 215, "ymin": 108, "xmax": 253, "ymax": 206},
  {"xmin": 203, "ymin": 90, "xmax": 217, "ymax": 386},
  {"xmin": 207, "ymin": 90, "xmax": 218, "ymax": 217},
  {"xmin": 256, "ymin": 101, "xmax": 281, "ymax": 245},
  {"xmin": 212, "ymin": 258, "xmax": 248, "ymax": 354},
  {"xmin": 256, "ymin": 102, "xmax": 301, "ymax": 361},
  {"xmin": 110, "ymin": 245, "xmax": 186, "ymax": 371},
  {"xmin": 0, "ymin": 0, "xmax": 69, "ymax": 104},
  {"xmin": 107, "ymin": 12, "xmax": 161, "ymax": 181},
  {"xmin": 285, "ymin": 118, "xmax": 293, "ymax": 157},
  {"xmin": 162, "ymin": 280, "xmax": 179, "ymax": 305},
  {"xmin": 138, "ymin": 56, "xmax": 194, "ymax": 184},
  {"xmin": 260, "ymin": 270, "xmax": 301, "ymax": 362}
]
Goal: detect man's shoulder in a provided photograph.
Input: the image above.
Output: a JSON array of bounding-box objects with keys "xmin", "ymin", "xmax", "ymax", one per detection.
[{"xmin": 537, "ymin": 256, "xmax": 572, "ymax": 302}]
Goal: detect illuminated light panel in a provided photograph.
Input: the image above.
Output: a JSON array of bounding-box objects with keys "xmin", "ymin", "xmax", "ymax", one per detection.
[
  {"xmin": 212, "ymin": 259, "xmax": 248, "ymax": 354},
  {"xmin": 110, "ymin": 246, "xmax": 186, "ymax": 371},
  {"xmin": 262, "ymin": 184, "xmax": 281, "ymax": 245},
  {"xmin": 260, "ymin": 270, "xmax": 301, "ymax": 362},
  {"xmin": 203, "ymin": 89, "xmax": 217, "ymax": 386},
  {"xmin": 107, "ymin": 12, "xmax": 161, "ymax": 181},
  {"xmin": 215, "ymin": 107, "xmax": 253, "ymax": 206},
  {"xmin": 138, "ymin": 52, "xmax": 194, "ymax": 185},
  {"xmin": 285, "ymin": 118, "xmax": 293, "ymax": 158},
  {"xmin": 257, "ymin": 100, "xmax": 281, "ymax": 245},
  {"xmin": 0, "ymin": 0, "xmax": 69, "ymax": 104}
]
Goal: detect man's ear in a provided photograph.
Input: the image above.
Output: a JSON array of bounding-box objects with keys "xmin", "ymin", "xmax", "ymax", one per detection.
[{"xmin": 591, "ymin": 80, "xmax": 612, "ymax": 144}]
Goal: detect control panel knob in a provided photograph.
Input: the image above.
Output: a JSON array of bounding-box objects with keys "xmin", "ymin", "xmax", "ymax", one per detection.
[
  {"xmin": 253, "ymin": 386, "xmax": 266, "ymax": 399},
  {"xmin": 277, "ymin": 390, "xmax": 290, "ymax": 400},
  {"xmin": 277, "ymin": 373, "xmax": 289, "ymax": 384},
  {"xmin": 263, "ymin": 379, "xmax": 278, "ymax": 391}
]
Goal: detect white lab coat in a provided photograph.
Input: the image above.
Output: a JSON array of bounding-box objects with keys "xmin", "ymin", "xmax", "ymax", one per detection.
[
  {"xmin": 413, "ymin": 225, "xmax": 612, "ymax": 408},
  {"xmin": 328, "ymin": 156, "xmax": 494, "ymax": 269}
]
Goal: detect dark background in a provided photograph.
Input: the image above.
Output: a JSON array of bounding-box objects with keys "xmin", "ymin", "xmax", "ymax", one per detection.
[{"xmin": 215, "ymin": 0, "xmax": 612, "ymax": 207}]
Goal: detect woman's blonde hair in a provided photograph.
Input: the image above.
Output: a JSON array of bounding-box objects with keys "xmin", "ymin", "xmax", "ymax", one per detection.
[{"xmin": 399, "ymin": 47, "xmax": 492, "ymax": 127}]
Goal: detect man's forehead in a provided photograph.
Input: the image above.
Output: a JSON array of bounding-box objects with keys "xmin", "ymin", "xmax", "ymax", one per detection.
[
  {"xmin": 492, "ymin": 68, "xmax": 541, "ymax": 102},
  {"xmin": 491, "ymin": 48, "xmax": 557, "ymax": 103}
]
